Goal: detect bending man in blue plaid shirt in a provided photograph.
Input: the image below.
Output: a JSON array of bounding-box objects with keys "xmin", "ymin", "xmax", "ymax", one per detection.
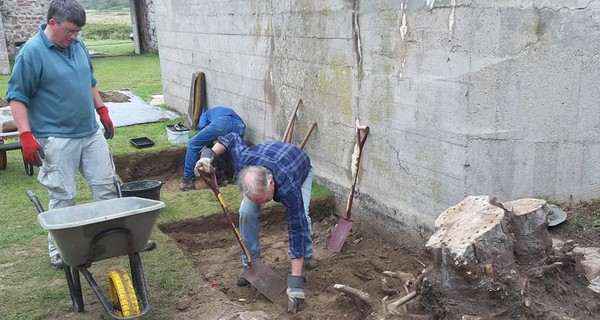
[{"xmin": 195, "ymin": 132, "xmax": 319, "ymax": 313}]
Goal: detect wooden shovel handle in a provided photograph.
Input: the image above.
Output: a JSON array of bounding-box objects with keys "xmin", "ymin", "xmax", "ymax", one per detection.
[
  {"xmin": 283, "ymin": 99, "xmax": 302, "ymax": 142},
  {"xmin": 199, "ymin": 172, "xmax": 252, "ymax": 263},
  {"xmin": 299, "ymin": 122, "xmax": 317, "ymax": 149},
  {"xmin": 345, "ymin": 125, "xmax": 370, "ymax": 219}
]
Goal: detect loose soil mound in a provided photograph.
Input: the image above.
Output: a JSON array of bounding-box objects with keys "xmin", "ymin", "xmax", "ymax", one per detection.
[{"xmin": 100, "ymin": 90, "xmax": 131, "ymax": 103}]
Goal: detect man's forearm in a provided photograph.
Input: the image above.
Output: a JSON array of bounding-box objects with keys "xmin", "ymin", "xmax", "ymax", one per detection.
[
  {"xmin": 9, "ymin": 100, "xmax": 31, "ymax": 133},
  {"xmin": 212, "ymin": 142, "xmax": 227, "ymax": 156},
  {"xmin": 91, "ymin": 86, "xmax": 105, "ymax": 109},
  {"xmin": 291, "ymin": 258, "xmax": 303, "ymax": 276}
]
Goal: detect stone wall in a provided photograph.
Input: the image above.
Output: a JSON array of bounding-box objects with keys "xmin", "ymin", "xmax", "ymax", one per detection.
[
  {"xmin": 143, "ymin": 0, "xmax": 158, "ymax": 52},
  {"xmin": 1, "ymin": 1, "xmax": 158, "ymax": 60},
  {"xmin": 1, "ymin": 0, "xmax": 48, "ymax": 58},
  {"xmin": 0, "ymin": 12, "xmax": 10, "ymax": 74},
  {"xmin": 131, "ymin": 0, "xmax": 158, "ymax": 53},
  {"xmin": 156, "ymin": 1, "xmax": 600, "ymax": 236}
]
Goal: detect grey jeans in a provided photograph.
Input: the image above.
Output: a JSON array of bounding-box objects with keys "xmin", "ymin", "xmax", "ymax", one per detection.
[{"xmin": 37, "ymin": 130, "xmax": 117, "ymax": 257}]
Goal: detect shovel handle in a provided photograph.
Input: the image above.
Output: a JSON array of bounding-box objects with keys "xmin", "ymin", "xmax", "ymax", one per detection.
[
  {"xmin": 345, "ymin": 125, "xmax": 370, "ymax": 218},
  {"xmin": 356, "ymin": 125, "xmax": 370, "ymax": 149},
  {"xmin": 283, "ymin": 99, "xmax": 302, "ymax": 142},
  {"xmin": 199, "ymin": 172, "xmax": 253, "ymax": 263},
  {"xmin": 299, "ymin": 122, "xmax": 317, "ymax": 149}
]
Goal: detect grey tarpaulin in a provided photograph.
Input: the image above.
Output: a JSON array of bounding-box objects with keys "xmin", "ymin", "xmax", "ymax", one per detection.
[{"xmin": 102, "ymin": 90, "xmax": 180, "ymax": 127}]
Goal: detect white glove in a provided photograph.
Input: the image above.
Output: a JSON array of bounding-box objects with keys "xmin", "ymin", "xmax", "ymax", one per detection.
[
  {"xmin": 286, "ymin": 275, "xmax": 306, "ymax": 313},
  {"xmin": 194, "ymin": 158, "xmax": 214, "ymax": 176}
]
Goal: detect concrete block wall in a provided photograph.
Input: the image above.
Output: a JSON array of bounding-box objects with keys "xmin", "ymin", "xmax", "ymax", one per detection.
[{"xmin": 155, "ymin": 0, "xmax": 600, "ymax": 237}]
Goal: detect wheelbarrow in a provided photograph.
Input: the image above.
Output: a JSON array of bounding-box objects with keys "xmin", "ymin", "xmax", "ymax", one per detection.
[{"xmin": 27, "ymin": 191, "xmax": 165, "ymax": 319}]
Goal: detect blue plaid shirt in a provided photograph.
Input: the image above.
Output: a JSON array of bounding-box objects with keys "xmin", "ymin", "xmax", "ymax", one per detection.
[{"xmin": 218, "ymin": 133, "xmax": 311, "ymax": 258}]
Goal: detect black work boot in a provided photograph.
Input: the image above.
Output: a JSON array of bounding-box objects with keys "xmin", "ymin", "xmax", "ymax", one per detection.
[
  {"xmin": 179, "ymin": 177, "xmax": 195, "ymax": 191},
  {"xmin": 303, "ymin": 256, "xmax": 320, "ymax": 270},
  {"xmin": 237, "ymin": 277, "xmax": 250, "ymax": 287}
]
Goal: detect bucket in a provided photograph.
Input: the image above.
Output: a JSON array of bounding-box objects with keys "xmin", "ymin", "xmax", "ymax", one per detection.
[
  {"xmin": 166, "ymin": 124, "xmax": 190, "ymax": 144},
  {"xmin": 121, "ymin": 180, "xmax": 163, "ymax": 201}
]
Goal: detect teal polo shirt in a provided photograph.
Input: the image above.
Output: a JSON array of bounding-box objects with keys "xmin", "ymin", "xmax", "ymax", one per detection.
[{"xmin": 7, "ymin": 23, "xmax": 100, "ymax": 138}]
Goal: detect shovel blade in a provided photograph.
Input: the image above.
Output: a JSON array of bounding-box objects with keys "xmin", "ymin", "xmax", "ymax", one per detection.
[
  {"xmin": 240, "ymin": 260, "xmax": 286, "ymax": 302},
  {"xmin": 327, "ymin": 217, "xmax": 353, "ymax": 252}
]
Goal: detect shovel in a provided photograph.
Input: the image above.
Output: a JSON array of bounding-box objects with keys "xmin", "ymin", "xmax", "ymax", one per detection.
[
  {"xmin": 327, "ymin": 122, "xmax": 370, "ymax": 252},
  {"xmin": 199, "ymin": 171, "xmax": 286, "ymax": 302}
]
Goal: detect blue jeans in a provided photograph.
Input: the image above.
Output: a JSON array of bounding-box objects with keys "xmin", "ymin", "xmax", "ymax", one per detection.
[
  {"xmin": 183, "ymin": 116, "xmax": 246, "ymax": 179},
  {"xmin": 239, "ymin": 166, "xmax": 314, "ymax": 267}
]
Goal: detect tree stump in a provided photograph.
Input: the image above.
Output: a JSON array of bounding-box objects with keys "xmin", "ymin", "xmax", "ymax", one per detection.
[
  {"xmin": 419, "ymin": 196, "xmax": 557, "ymax": 318},
  {"xmin": 503, "ymin": 198, "xmax": 553, "ymax": 266}
]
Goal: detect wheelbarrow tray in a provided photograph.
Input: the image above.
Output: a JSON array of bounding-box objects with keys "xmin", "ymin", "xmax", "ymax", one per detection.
[{"xmin": 37, "ymin": 197, "xmax": 165, "ymax": 267}]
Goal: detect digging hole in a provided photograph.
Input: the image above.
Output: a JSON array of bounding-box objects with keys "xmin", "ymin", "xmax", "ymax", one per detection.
[{"xmin": 114, "ymin": 150, "xmax": 431, "ymax": 318}]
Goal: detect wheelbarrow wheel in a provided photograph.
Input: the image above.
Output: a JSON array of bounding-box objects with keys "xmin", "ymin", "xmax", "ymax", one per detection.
[{"xmin": 108, "ymin": 269, "xmax": 141, "ymax": 317}]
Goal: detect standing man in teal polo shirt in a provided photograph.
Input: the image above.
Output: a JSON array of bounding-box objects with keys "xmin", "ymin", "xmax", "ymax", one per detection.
[{"xmin": 7, "ymin": 0, "xmax": 117, "ymax": 269}]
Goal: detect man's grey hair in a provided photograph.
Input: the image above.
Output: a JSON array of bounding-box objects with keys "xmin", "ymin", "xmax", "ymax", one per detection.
[
  {"xmin": 238, "ymin": 166, "xmax": 273, "ymax": 197},
  {"xmin": 47, "ymin": 0, "xmax": 87, "ymax": 27}
]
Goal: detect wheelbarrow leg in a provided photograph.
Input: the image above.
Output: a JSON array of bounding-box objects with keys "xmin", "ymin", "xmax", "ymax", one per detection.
[
  {"xmin": 129, "ymin": 252, "xmax": 151, "ymax": 311},
  {"xmin": 78, "ymin": 267, "xmax": 116, "ymax": 316},
  {"xmin": 64, "ymin": 265, "xmax": 84, "ymax": 312},
  {"xmin": 27, "ymin": 190, "xmax": 83, "ymax": 311}
]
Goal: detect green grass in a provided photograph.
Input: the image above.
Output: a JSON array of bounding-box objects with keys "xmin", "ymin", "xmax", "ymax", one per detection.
[
  {"xmin": 0, "ymin": 45, "xmax": 333, "ymax": 319},
  {"xmin": 1, "ymin": 54, "xmax": 160, "ymax": 102},
  {"xmin": 83, "ymin": 23, "xmax": 131, "ymax": 40},
  {"xmin": 569, "ymin": 215, "xmax": 582, "ymax": 228},
  {"xmin": 86, "ymin": 39, "xmax": 135, "ymax": 56},
  {"xmin": 0, "ymin": 50, "xmax": 202, "ymax": 319},
  {"xmin": 1, "ymin": 74, "xmax": 8, "ymax": 97},
  {"xmin": 93, "ymin": 54, "xmax": 162, "ymax": 101}
]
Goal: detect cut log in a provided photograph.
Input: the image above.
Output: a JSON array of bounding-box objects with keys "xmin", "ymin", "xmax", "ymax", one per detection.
[
  {"xmin": 419, "ymin": 195, "xmax": 567, "ymax": 319},
  {"xmin": 425, "ymin": 195, "xmax": 516, "ymax": 284},
  {"xmin": 503, "ymin": 198, "xmax": 553, "ymax": 265}
]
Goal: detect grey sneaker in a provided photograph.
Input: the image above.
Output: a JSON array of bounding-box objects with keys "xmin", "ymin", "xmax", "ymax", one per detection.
[
  {"xmin": 50, "ymin": 254, "xmax": 64, "ymax": 269},
  {"xmin": 179, "ymin": 177, "xmax": 195, "ymax": 191},
  {"xmin": 142, "ymin": 240, "xmax": 156, "ymax": 252},
  {"xmin": 303, "ymin": 257, "xmax": 320, "ymax": 270}
]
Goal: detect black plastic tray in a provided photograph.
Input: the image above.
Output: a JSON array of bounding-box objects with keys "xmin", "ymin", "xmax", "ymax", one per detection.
[{"xmin": 130, "ymin": 137, "xmax": 155, "ymax": 148}]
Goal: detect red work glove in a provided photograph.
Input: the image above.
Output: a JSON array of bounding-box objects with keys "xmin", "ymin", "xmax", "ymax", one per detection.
[
  {"xmin": 20, "ymin": 131, "xmax": 45, "ymax": 167},
  {"xmin": 96, "ymin": 106, "xmax": 114, "ymax": 139}
]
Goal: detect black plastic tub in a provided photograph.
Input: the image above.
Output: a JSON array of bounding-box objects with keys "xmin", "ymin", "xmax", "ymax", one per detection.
[{"xmin": 121, "ymin": 180, "xmax": 163, "ymax": 201}]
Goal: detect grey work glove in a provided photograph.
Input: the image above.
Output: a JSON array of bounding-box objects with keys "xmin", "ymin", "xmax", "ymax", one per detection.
[
  {"xmin": 286, "ymin": 275, "xmax": 306, "ymax": 313},
  {"xmin": 194, "ymin": 147, "xmax": 216, "ymax": 176}
]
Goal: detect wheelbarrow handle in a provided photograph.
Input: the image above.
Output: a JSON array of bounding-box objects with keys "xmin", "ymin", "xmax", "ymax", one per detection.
[
  {"xmin": 114, "ymin": 179, "xmax": 123, "ymax": 198},
  {"xmin": 26, "ymin": 190, "xmax": 46, "ymax": 214},
  {"xmin": 199, "ymin": 172, "xmax": 253, "ymax": 264}
]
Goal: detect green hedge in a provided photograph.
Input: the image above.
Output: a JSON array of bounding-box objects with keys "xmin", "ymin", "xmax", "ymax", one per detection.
[
  {"xmin": 81, "ymin": 0, "xmax": 129, "ymax": 10},
  {"xmin": 83, "ymin": 23, "xmax": 131, "ymax": 40}
]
